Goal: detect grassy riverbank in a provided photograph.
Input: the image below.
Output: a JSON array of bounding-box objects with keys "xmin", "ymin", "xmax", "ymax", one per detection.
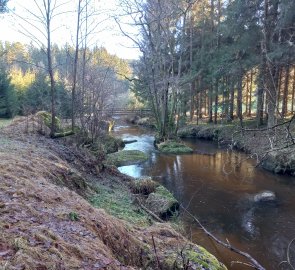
[
  {"xmin": 178, "ymin": 119, "xmax": 295, "ymax": 176},
  {"xmin": 0, "ymin": 116, "xmax": 226, "ymax": 270}
]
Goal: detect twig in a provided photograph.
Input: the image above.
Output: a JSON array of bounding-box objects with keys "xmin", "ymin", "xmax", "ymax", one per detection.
[
  {"xmin": 278, "ymin": 238, "xmax": 295, "ymax": 270},
  {"xmin": 231, "ymin": 261, "xmax": 258, "ymax": 269},
  {"xmin": 181, "ymin": 205, "xmax": 265, "ymax": 270},
  {"xmin": 152, "ymin": 235, "xmax": 162, "ymax": 270}
]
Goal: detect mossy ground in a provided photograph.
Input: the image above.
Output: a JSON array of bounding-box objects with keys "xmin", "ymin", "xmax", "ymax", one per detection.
[
  {"xmin": 107, "ymin": 150, "xmax": 148, "ymax": 166},
  {"xmin": 0, "ymin": 118, "xmax": 12, "ymax": 128},
  {"xmin": 36, "ymin": 111, "xmax": 62, "ymax": 131},
  {"xmin": 90, "ymin": 182, "xmax": 151, "ymax": 227},
  {"xmin": 185, "ymin": 246, "xmax": 227, "ymax": 270},
  {"xmin": 89, "ymin": 134, "xmax": 124, "ymax": 156},
  {"xmin": 158, "ymin": 140, "xmax": 193, "ymax": 154},
  {"xmin": 146, "ymin": 185, "xmax": 180, "ymax": 219}
]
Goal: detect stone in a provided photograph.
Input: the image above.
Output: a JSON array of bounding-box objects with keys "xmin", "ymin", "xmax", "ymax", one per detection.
[
  {"xmin": 145, "ymin": 186, "xmax": 179, "ymax": 219},
  {"xmin": 253, "ymin": 190, "xmax": 276, "ymax": 203}
]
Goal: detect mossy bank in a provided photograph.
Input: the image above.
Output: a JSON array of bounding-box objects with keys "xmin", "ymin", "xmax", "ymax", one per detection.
[
  {"xmin": 178, "ymin": 122, "xmax": 295, "ymax": 176},
  {"xmin": 0, "ymin": 117, "xmax": 227, "ymax": 269}
]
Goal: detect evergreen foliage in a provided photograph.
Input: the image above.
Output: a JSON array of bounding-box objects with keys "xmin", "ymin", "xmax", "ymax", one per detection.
[{"xmin": 0, "ymin": 69, "xmax": 17, "ymax": 118}]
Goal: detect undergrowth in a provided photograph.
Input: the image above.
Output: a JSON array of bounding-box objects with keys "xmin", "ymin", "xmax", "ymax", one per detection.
[{"xmin": 90, "ymin": 183, "xmax": 151, "ymax": 227}]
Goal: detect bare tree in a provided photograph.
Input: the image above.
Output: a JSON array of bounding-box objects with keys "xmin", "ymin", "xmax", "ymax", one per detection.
[
  {"xmin": 10, "ymin": 0, "xmax": 71, "ymax": 136},
  {"xmin": 117, "ymin": 0, "xmax": 195, "ymax": 140}
]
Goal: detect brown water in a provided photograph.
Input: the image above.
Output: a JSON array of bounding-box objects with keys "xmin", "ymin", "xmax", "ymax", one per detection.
[{"xmin": 114, "ymin": 123, "xmax": 295, "ymax": 270}]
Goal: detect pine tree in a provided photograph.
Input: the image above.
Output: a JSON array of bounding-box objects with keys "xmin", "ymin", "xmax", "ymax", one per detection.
[{"xmin": 0, "ymin": 69, "xmax": 17, "ymax": 118}]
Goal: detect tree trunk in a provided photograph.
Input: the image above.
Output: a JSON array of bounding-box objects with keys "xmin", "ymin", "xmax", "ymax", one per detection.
[
  {"xmin": 228, "ymin": 81, "xmax": 234, "ymax": 122},
  {"xmin": 46, "ymin": 0, "xmax": 56, "ymax": 137},
  {"xmin": 245, "ymin": 73, "xmax": 249, "ymax": 115},
  {"xmin": 248, "ymin": 70, "xmax": 253, "ymax": 116},
  {"xmin": 208, "ymin": 85, "xmax": 213, "ymax": 123},
  {"xmin": 266, "ymin": 65, "xmax": 279, "ymax": 127},
  {"xmin": 71, "ymin": 0, "xmax": 82, "ymax": 132},
  {"xmin": 237, "ymin": 71, "xmax": 243, "ymax": 125},
  {"xmin": 214, "ymin": 81, "xmax": 218, "ymax": 124},
  {"xmin": 282, "ymin": 65, "xmax": 290, "ymax": 118},
  {"xmin": 292, "ymin": 67, "xmax": 295, "ymax": 114},
  {"xmin": 256, "ymin": 65, "xmax": 265, "ymax": 127},
  {"xmin": 190, "ymin": 80, "xmax": 195, "ymax": 121}
]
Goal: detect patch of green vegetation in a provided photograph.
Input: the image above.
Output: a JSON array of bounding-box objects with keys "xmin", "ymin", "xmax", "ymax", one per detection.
[
  {"xmin": 185, "ymin": 246, "xmax": 227, "ymax": 270},
  {"xmin": 163, "ymin": 245, "xmax": 226, "ymax": 270},
  {"xmin": 102, "ymin": 135, "xmax": 124, "ymax": 154},
  {"xmin": 0, "ymin": 118, "xmax": 12, "ymax": 128},
  {"xmin": 36, "ymin": 111, "xmax": 61, "ymax": 131},
  {"xmin": 89, "ymin": 135, "xmax": 124, "ymax": 156},
  {"xmin": 146, "ymin": 185, "xmax": 179, "ymax": 219},
  {"xmin": 90, "ymin": 183, "xmax": 150, "ymax": 226},
  {"xmin": 107, "ymin": 150, "xmax": 148, "ymax": 166},
  {"xmin": 158, "ymin": 140, "xmax": 193, "ymax": 154},
  {"xmin": 69, "ymin": 212, "xmax": 80, "ymax": 221},
  {"xmin": 154, "ymin": 186, "xmax": 175, "ymax": 200},
  {"xmin": 129, "ymin": 177, "xmax": 159, "ymax": 195}
]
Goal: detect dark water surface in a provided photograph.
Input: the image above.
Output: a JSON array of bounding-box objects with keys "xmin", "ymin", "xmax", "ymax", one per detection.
[{"xmin": 114, "ymin": 123, "xmax": 295, "ymax": 270}]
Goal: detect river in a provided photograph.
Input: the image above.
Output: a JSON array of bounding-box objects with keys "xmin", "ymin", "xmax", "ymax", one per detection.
[{"xmin": 114, "ymin": 123, "xmax": 295, "ymax": 270}]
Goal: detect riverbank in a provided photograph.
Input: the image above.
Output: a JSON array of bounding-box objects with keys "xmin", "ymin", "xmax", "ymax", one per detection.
[
  {"xmin": 178, "ymin": 120, "xmax": 295, "ymax": 176},
  {"xmin": 0, "ymin": 117, "xmax": 226, "ymax": 270}
]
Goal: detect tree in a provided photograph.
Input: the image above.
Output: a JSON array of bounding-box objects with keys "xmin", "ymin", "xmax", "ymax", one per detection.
[
  {"xmin": 0, "ymin": 0, "xmax": 8, "ymax": 13},
  {"xmin": 12, "ymin": 0, "xmax": 70, "ymax": 136},
  {"xmin": 0, "ymin": 68, "xmax": 17, "ymax": 118},
  {"xmin": 118, "ymin": 0, "xmax": 194, "ymax": 140}
]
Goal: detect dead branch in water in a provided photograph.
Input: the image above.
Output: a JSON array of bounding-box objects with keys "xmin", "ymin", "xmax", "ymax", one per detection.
[{"xmin": 180, "ymin": 205, "xmax": 265, "ymax": 270}]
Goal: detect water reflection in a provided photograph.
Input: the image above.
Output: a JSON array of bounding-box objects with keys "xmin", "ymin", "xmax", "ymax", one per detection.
[{"xmin": 115, "ymin": 125, "xmax": 295, "ymax": 270}]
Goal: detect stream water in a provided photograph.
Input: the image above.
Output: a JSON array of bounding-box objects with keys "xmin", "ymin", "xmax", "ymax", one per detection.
[{"xmin": 114, "ymin": 123, "xmax": 295, "ymax": 270}]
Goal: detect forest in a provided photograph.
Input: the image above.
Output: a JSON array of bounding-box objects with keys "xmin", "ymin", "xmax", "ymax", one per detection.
[
  {"xmin": 122, "ymin": 0, "xmax": 295, "ymax": 139},
  {"xmin": 0, "ymin": 0, "xmax": 294, "ymax": 139}
]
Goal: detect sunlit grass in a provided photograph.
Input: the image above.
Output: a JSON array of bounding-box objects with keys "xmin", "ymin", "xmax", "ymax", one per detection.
[{"xmin": 0, "ymin": 118, "xmax": 12, "ymax": 128}]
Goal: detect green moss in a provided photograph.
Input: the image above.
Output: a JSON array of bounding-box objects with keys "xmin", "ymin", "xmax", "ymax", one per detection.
[
  {"xmin": 89, "ymin": 135, "xmax": 124, "ymax": 156},
  {"xmin": 69, "ymin": 212, "xmax": 79, "ymax": 221},
  {"xmin": 90, "ymin": 183, "xmax": 150, "ymax": 226},
  {"xmin": 107, "ymin": 150, "xmax": 148, "ymax": 166},
  {"xmin": 146, "ymin": 185, "xmax": 179, "ymax": 219},
  {"xmin": 154, "ymin": 186, "xmax": 176, "ymax": 200},
  {"xmin": 158, "ymin": 140, "xmax": 193, "ymax": 154},
  {"xmin": 102, "ymin": 135, "xmax": 124, "ymax": 154},
  {"xmin": 36, "ymin": 111, "xmax": 61, "ymax": 131},
  {"xmin": 129, "ymin": 177, "xmax": 159, "ymax": 195},
  {"xmin": 185, "ymin": 247, "xmax": 227, "ymax": 270},
  {"xmin": 0, "ymin": 118, "xmax": 12, "ymax": 128},
  {"xmin": 163, "ymin": 246, "xmax": 227, "ymax": 270}
]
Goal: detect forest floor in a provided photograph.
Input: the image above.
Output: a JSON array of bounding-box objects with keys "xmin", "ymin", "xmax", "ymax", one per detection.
[
  {"xmin": 0, "ymin": 116, "xmax": 226, "ymax": 270},
  {"xmin": 178, "ymin": 117, "xmax": 295, "ymax": 176}
]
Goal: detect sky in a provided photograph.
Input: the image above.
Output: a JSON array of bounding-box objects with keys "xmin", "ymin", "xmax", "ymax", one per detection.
[{"xmin": 0, "ymin": 0, "xmax": 140, "ymax": 60}]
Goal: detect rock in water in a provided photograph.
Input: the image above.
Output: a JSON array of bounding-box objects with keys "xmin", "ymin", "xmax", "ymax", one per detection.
[
  {"xmin": 146, "ymin": 186, "xmax": 179, "ymax": 219},
  {"xmin": 253, "ymin": 190, "xmax": 276, "ymax": 203}
]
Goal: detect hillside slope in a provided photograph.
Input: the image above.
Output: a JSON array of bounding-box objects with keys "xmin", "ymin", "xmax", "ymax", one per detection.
[{"xmin": 0, "ymin": 118, "xmax": 226, "ymax": 270}]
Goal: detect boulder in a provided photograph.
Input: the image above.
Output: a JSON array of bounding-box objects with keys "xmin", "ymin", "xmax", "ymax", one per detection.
[
  {"xmin": 146, "ymin": 186, "xmax": 179, "ymax": 219},
  {"xmin": 125, "ymin": 115, "xmax": 141, "ymax": 124},
  {"xmin": 107, "ymin": 150, "xmax": 148, "ymax": 167},
  {"xmin": 129, "ymin": 177, "xmax": 159, "ymax": 195},
  {"xmin": 157, "ymin": 140, "xmax": 193, "ymax": 154},
  {"xmin": 253, "ymin": 190, "xmax": 277, "ymax": 204}
]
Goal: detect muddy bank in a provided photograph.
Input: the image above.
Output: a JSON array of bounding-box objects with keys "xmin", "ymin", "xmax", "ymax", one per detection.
[
  {"xmin": 178, "ymin": 123, "xmax": 295, "ymax": 176},
  {"xmin": 0, "ymin": 117, "xmax": 226, "ymax": 270}
]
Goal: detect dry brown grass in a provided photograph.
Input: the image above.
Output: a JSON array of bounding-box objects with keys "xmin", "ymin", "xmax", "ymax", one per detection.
[{"xmin": 0, "ymin": 116, "xmax": 226, "ymax": 270}]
